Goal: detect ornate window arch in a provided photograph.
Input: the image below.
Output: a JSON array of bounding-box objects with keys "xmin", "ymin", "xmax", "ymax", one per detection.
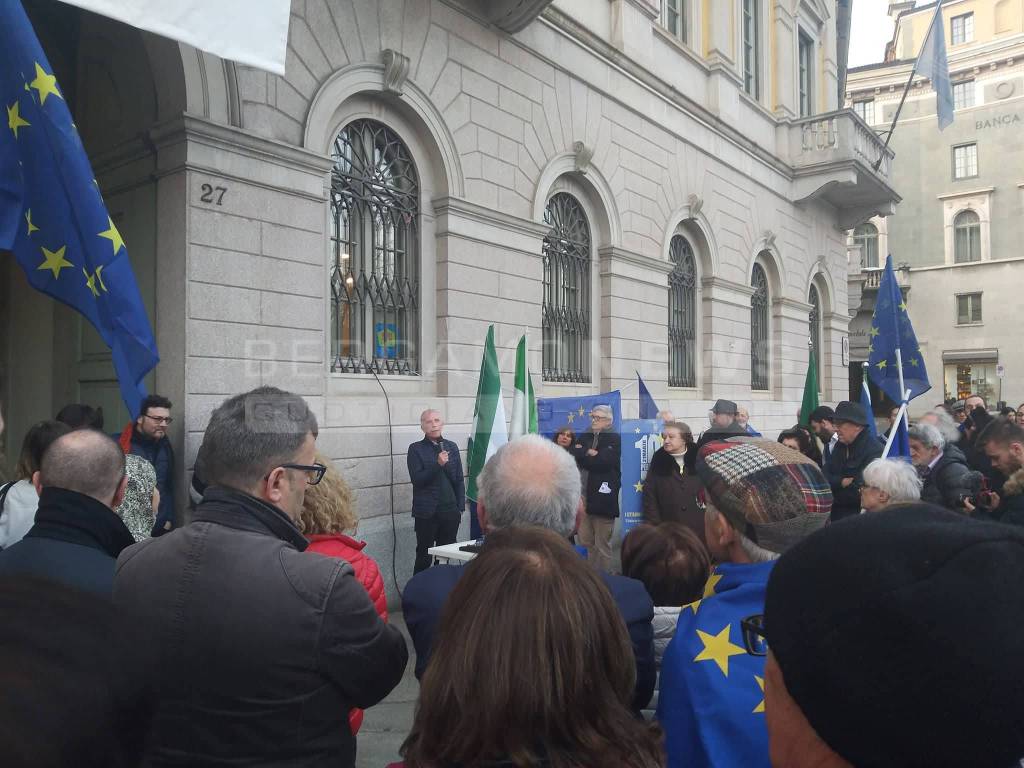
[
  {"xmin": 542, "ymin": 192, "xmax": 592, "ymax": 383},
  {"xmin": 808, "ymin": 284, "xmax": 822, "ymax": 387},
  {"xmin": 668, "ymin": 235, "xmax": 697, "ymax": 388},
  {"xmin": 329, "ymin": 119, "xmax": 420, "ymax": 375},
  {"xmin": 953, "ymin": 210, "xmax": 981, "ymax": 263},
  {"xmin": 751, "ymin": 261, "xmax": 770, "ymax": 391},
  {"xmin": 853, "ymin": 223, "xmax": 879, "ymax": 268}
]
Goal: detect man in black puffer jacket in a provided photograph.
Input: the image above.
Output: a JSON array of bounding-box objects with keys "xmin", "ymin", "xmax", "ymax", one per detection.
[{"xmin": 908, "ymin": 422, "xmax": 974, "ymax": 511}]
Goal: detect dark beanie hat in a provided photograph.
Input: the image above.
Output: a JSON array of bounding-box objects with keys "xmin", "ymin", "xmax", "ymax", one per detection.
[{"xmin": 765, "ymin": 504, "xmax": 1024, "ymax": 768}]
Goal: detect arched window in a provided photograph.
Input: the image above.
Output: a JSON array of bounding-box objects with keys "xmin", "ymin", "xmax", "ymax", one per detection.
[
  {"xmin": 329, "ymin": 119, "xmax": 419, "ymax": 374},
  {"xmin": 751, "ymin": 262, "xmax": 770, "ymax": 391},
  {"xmin": 542, "ymin": 193, "xmax": 591, "ymax": 382},
  {"xmin": 953, "ymin": 210, "xmax": 981, "ymax": 263},
  {"xmin": 808, "ymin": 285, "xmax": 822, "ymax": 387},
  {"xmin": 668, "ymin": 235, "xmax": 697, "ymax": 388},
  {"xmin": 853, "ymin": 223, "xmax": 879, "ymax": 269}
]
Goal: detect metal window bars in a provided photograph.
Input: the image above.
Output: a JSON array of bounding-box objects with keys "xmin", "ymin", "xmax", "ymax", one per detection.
[
  {"xmin": 542, "ymin": 193, "xmax": 592, "ymax": 383},
  {"xmin": 668, "ymin": 235, "xmax": 697, "ymax": 388}
]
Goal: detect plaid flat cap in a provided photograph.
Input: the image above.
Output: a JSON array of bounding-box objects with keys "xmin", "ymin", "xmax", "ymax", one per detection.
[{"xmin": 697, "ymin": 439, "xmax": 832, "ymax": 553}]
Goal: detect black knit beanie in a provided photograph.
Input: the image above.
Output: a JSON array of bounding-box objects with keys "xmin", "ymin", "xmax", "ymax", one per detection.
[{"xmin": 765, "ymin": 504, "xmax": 1024, "ymax": 768}]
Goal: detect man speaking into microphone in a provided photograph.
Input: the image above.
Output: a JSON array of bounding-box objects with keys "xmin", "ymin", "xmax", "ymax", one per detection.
[{"xmin": 408, "ymin": 409, "xmax": 466, "ymax": 573}]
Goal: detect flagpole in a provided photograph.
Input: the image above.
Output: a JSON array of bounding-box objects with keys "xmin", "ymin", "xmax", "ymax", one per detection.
[{"xmin": 873, "ymin": 0, "xmax": 945, "ymax": 171}]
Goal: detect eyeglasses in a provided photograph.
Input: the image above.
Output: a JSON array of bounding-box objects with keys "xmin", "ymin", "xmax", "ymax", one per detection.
[
  {"xmin": 589, "ymin": 413, "xmax": 610, "ymax": 420},
  {"xmin": 143, "ymin": 414, "xmax": 173, "ymax": 425},
  {"xmin": 741, "ymin": 614, "xmax": 768, "ymax": 656},
  {"xmin": 271, "ymin": 462, "xmax": 327, "ymax": 485}
]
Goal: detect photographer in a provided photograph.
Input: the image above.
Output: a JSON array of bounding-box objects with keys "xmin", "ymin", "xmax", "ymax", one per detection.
[{"xmin": 965, "ymin": 419, "xmax": 1024, "ymax": 527}]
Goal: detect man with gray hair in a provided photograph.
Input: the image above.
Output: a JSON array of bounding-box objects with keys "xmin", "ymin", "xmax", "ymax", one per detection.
[
  {"xmin": 860, "ymin": 458, "xmax": 923, "ymax": 512},
  {"xmin": 0, "ymin": 429, "xmax": 133, "ymax": 594},
  {"xmin": 114, "ymin": 387, "xmax": 407, "ymax": 767},
  {"xmin": 918, "ymin": 408, "xmax": 963, "ymax": 447},
  {"xmin": 403, "ymin": 434, "xmax": 656, "ymax": 710},
  {"xmin": 570, "ymin": 402, "xmax": 622, "ymax": 572},
  {"xmin": 909, "ymin": 422, "xmax": 973, "ymax": 511}
]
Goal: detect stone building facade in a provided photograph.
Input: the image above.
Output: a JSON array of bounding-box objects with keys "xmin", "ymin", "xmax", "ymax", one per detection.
[
  {"xmin": 1, "ymin": 0, "xmax": 895, "ymax": 597},
  {"xmin": 847, "ymin": 0, "xmax": 1024, "ymax": 412}
]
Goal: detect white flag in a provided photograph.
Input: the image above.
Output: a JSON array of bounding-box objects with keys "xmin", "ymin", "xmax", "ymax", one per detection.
[
  {"xmin": 915, "ymin": 3, "xmax": 954, "ymax": 130},
  {"xmin": 58, "ymin": 0, "xmax": 291, "ymax": 75}
]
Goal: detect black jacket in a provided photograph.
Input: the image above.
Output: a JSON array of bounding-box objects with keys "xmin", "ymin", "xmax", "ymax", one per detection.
[
  {"xmin": 402, "ymin": 558, "xmax": 656, "ymax": 712},
  {"xmin": 0, "ymin": 487, "xmax": 134, "ymax": 595},
  {"xmin": 825, "ymin": 428, "xmax": 883, "ymax": 521},
  {"xmin": 407, "ymin": 436, "xmax": 465, "ymax": 519},
  {"xmin": 695, "ymin": 422, "xmax": 748, "ymax": 451},
  {"xmin": 113, "ymin": 486, "xmax": 408, "ymax": 767},
  {"xmin": 920, "ymin": 445, "xmax": 973, "ymax": 511},
  {"xmin": 993, "ymin": 467, "xmax": 1024, "ymax": 527},
  {"xmin": 641, "ymin": 448, "xmax": 705, "ymax": 545},
  {"xmin": 571, "ymin": 430, "xmax": 622, "ymax": 519}
]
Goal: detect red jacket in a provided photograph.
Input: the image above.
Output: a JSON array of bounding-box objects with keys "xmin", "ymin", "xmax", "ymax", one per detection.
[{"xmin": 306, "ymin": 533, "xmax": 389, "ymax": 736}]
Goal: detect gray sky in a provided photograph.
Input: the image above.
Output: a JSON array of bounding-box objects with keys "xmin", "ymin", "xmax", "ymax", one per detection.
[{"xmin": 849, "ymin": 0, "xmax": 901, "ymax": 67}]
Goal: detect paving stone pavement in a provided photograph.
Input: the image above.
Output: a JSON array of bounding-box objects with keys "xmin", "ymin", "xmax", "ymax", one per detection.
[{"xmin": 355, "ymin": 613, "xmax": 417, "ymax": 768}]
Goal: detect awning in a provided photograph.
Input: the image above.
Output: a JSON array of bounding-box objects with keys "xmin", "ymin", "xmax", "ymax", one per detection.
[{"xmin": 942, "ymin": 349, "xmax": 998, "ymax": 363}]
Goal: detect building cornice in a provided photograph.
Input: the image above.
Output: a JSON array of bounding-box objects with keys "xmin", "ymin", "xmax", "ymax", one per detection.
[
  {"xmin": 936, "ymin": 187, "xmax": 995, "ymax": 201},
  {"xmin": 432, "ymin": 196, "xmax": 549, "ymax": 240}
]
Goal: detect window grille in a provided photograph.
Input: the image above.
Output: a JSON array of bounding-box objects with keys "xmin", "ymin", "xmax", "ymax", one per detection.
[
  {"xmin": 751, "ymin": 262, "xmax": 770, "ymax": 391},
  {"xmin": 329, "ymin": 120, "xmax": 420, "ymax": 374},
  {"xmin": 542, "ymin": 193, "xmax": 592, "ymax": 382},
  {"xmin": 668, "ymin": 235, "xmax": 697, "ymax": 388},
  {"xmin": 808, "ymin": 285, "xmax": 821, "ymax": 386}
]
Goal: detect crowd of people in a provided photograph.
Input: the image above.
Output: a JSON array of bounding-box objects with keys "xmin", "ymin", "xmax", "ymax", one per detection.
[{"xmin": 1, "ymin": 387, "xmax": 1024, "ymax": 767}]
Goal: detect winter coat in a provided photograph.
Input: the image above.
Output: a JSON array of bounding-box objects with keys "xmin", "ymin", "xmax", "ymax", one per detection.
[
  {"xmin": 571, "ymin": 430, "xmax": 622, "ymax": 519},
  {"xmin": 920, "ymin": 445, "xmax": 974, "ymax": 511},
  {"xmin": 306, "ymin": 533, "xmax": 389, "ymax": 737},
  {"xmin": 641, "ymin": 448, "xmax": 705, "ymax": 545},
  {"xmin": 0, "ymin": 486, "xmax": 134, "ymax": 594},
  {"xmin": 643, "ymin": 605, "xmax": 682, "ymax": 720},
  {"xmin": 407, "ymin": 437, "xmax": 465, "ymax": 520},
  {"xmin": 119, "ymin": 423, "xmax": 175, "ymax": 535},
  {"xmin": 0, "ymin": 479, "xmax": 39, "ymax": 549},
  {"xmin": 695, "ymin": 422, "xmax": 748, "ymax": 451},
  {"xmin": 825, "ymin": 427, "xmax": 883, "ymax": 521},
  {"xmin": 995, "ymin": 467, "xmax": 1024, "ymax": 527},
  {"xmin": 113, "ymin": 486, "xmax": 408, "ymax": 767}
]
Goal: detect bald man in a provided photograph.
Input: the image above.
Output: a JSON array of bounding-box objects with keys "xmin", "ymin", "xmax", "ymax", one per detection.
[
  {"xmin": 408, "ymin": 409, "xmax": 465, "ymax": 573},
  {"xmin": 0, "ymin": 429, "xmax": 134, "ymax": 594}
]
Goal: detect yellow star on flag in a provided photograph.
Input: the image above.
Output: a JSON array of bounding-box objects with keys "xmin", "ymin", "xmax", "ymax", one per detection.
[
  {"xmin": 578, "ymin": 406, "xmax": 586, "ymax": 416},
  {"xmin": 95, "ymin": 265, "xmax": 107, "ymax": 292},
  {"xmin": 25, "ymin": 210, "xmax": 39, "ymax": 235},
  {"xmin": 682, "ymin": 599, "xmax": 701, "ymax": 615},
  {"xmin": 703, "ymin": 571, "xmax": 722, "ymax": 598},
  {"xmin": 899, "ymin": 300, "xmax": 908, "ymax": 312},
  {"xmin": 908, "ymin": 357, "xmax": 919, "ymax": 367},
  {"xmin": 7, "ymin": 101, "xmax": 30, "ymax": 138},
  {"xmin": 876, "ymin": 359, "xmax": 888, "ymax": 370},
  {"xmin": 98, "ymin": 216, "xmax": 126, "ymax": 254},
  {"xmin": 633, "ymin": 481, "xmax": 643, "ymax": 492},
  {"xmin": 868, "ymin": 325, "xmax": 880, "ymax": 338},
  {"xmin": 566, "ymin": 412, "xmax": 575, "ymax": 423},
  {"xmin": 84, "ymin": 268, "xmax": 100, "ymax": 297},
  {"xmin": 37, "ymin": 245, "xmax": 73, "ymax": 279},
  {"xmin": 867, "ymin": 343, "xmax": 874, "ymax": 355},
  {"xmin": 29, "ymin": 62, "xmax": 62, "ymax": 105},
  {"xmin": 753, "ymin": 675, "xmax": 765, "ymax": 713},
  {"xmin": 693, "ymin": 624, "xmax": 747, "ymax": 677}
]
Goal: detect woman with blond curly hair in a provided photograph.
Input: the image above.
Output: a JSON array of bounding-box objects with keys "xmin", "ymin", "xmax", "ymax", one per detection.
[{"xmin": 299, "ymin": 451, "xmax": 388, "ymax": 735}]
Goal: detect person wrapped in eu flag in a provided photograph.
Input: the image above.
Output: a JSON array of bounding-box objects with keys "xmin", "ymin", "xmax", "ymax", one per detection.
[
  {"xmin": 0, "ymin": 0, "xmax": 158, "ymax": 417},
  {"xmin": 657, "ymin": 439, "xmax": 832, "ymax": 768}
]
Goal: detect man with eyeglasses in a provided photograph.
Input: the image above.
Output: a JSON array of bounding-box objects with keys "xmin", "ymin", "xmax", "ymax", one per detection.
[
  {"xmin": 117, "ymin": 394, "xmax": 176, "ymax": 536},
  {"xmin": 114, "ymin": 386, "xmax": 408, "ymax": 767},
  {"xmin": 570, "ymin": 403, "xmax": 621, "ymax": 572}
]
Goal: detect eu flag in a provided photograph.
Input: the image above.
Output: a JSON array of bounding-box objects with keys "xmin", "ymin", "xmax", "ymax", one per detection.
[
  {"xmin": 0, "ymin": 0, "xmax": 158, "ymax": 418},
  {"xmin": 637, "ymin": 372, "xmax": 660, "ymax": 420},
  {"xmin": 867, "ymin": 255, "xmax": 930, "ymax": 405},
  {"xmin": 537, "ymin": 390, "xmax": 622, "ymax": 438},
  {"xmin": 658, "ymin": 561, "xmax": 774, "ymax": 768}
]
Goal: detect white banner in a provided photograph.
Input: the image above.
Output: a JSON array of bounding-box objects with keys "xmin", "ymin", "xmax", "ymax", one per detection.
[{"xmin": 58, "ymin": 0, "xmax": 291, "ymax": 75}]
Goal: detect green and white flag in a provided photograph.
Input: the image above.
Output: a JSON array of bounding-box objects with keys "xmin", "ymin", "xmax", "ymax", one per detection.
[
  {"xmin": 466, "ymin": 325, "xmax": 508, "ymax": 502},
  {"xmin": 509, "ymin": 333, "xmax": 538, "ymax": 440}
]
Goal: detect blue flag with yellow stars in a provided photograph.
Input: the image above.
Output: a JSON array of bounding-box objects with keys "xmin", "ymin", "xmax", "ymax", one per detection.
[
  {"xmin": 0, "ymin": 0, "xmax": 158, "ymax": 418},
  {"xmin": 867, "ymin": 255, "xmax": 930, "ymax": 404},
  {"xmin": 537, "ymin": 390, "xmax": 622, "ymax": 438},
  {"xmin": 657, "ymin": 561, "xmax": 775, "ymax": 768}
]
